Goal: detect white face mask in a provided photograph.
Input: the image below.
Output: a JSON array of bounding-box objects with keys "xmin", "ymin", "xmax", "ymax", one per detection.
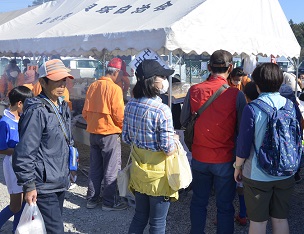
[
  {"xmin": 10, "ymin": 71, "xmax": 18, "ymax": 78},
  {"xmin": 159, "ymin": 78, "xmax": 169, "ymax": 94},
  {"xmin": 232, "ymin": 80, "xmax": 241, "ymax": 86}
]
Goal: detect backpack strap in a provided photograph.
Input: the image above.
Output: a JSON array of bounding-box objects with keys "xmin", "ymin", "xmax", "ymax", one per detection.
[
  {"xmin": 249, "ymin": 99, "xmax": 274, "ymax": 116},
  {"xmin": 251, "ymin": 98, "xmax": 294, "ymax": 116},
  {"xmin": 283, "ymin": 99, "xmax": 294, "ymax": 112}
]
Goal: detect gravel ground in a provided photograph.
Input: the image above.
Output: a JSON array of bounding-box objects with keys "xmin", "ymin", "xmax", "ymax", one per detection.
[{"xmin": 0, "ymin": 142, "xmax": 304, "ymax": 233}]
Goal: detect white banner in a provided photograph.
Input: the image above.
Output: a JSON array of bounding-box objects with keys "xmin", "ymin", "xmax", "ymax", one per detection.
[{"xmin": 129, "ymin": 48, "xmax": 168, "ymax": 70}]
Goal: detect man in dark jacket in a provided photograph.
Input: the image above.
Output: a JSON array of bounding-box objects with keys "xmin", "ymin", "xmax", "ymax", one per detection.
[{"xmin": 13, "ymin": 59, "xmax": 74, "ymax": 234}]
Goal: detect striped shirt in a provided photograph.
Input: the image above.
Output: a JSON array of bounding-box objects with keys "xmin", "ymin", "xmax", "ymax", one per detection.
[{"xmin": 122, "ymin": 96, "xmax": 175, "ymax": 154}]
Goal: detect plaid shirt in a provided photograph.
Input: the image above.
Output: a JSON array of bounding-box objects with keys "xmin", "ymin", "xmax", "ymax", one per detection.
[{"xmin": 122, "ymin": 96, "xmax": 175, "ymax": 154}]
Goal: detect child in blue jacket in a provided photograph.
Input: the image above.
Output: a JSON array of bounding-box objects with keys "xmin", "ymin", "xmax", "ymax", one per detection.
[{"xmin": 0, "ymin": 86, "xmax": 33, "ymax": 233}]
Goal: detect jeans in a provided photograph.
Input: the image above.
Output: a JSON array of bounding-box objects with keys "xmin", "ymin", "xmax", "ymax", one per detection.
[
  {"xmin": 87, "ymin": 133, "xmax": 121, "ymax": 206},
  {"xmin": 190, "ymin": 159, "xmax": 235, "ymax": 234},
  {"xmin": 128, "ymin": 192, "xmax": 170, "ymax": 234},
  {"xmin": 37, "ymin": 191, "xmax": 65, "ymax": 234}
]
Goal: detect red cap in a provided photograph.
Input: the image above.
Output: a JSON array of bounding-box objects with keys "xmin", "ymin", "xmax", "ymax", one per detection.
[
  {"xmin": 107, "ymin": 58, "xmax": 122, "ymax": 70},
  {"xmin": 121, "ymin": 60, "xmax": 130, "ymax": 77}
]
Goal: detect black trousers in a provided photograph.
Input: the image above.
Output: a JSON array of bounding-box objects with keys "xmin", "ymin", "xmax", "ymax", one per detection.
[{"xmin": 37, "ymin": 191, "xmax": 65, "ymax": 234}]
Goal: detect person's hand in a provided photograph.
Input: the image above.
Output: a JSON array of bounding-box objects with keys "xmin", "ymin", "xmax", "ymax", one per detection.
[
  {"xmin": 173, "ymin": 133, "xmax": 179, "ymax": 141},
  {"xmin": 25, "ymin": 189, "xmax": 37, "ymax": 205},
  {"xmin": 234, "ymin": 169, "xmax": 242, "ymax": 183}
]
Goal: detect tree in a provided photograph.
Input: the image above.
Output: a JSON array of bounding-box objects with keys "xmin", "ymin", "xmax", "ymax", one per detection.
[{"xmin": 289, "ymin": 20, "xmax": 304, "ymax": 58}]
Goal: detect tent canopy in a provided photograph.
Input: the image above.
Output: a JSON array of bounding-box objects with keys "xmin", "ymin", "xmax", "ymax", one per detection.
[{"xmin": 0, "ymin": 0, "xmax": 300, "ymax": 58}]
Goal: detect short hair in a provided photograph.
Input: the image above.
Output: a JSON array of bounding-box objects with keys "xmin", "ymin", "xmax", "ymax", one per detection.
[
  {"xmin": 243, "ymin": 81, "xmax": 259, "ymax": 101},
  {"xmin": 231, "ymin": 67, "xmax": 246, "ymax": 78},
  {"xmin": 252, "ymin": 63, "xmax": 283, "ymax": 92},
  {"xmin": 23, "ymin": 59, "xmax": 30, "ymax": 65},
  {"xmin": 42, "ymin": 76, "xmax": 49, "ymax": 84},
  {"xmin": 105, "ymin": 66, "xmax": 119, "ymax": 76},
  {"xmin": 133, "ymin": 75, "xmax": 159, "ymax": 99},
  {"xmin": 8, "ymin": 86, "xmax": 34, "ymax": 106}
]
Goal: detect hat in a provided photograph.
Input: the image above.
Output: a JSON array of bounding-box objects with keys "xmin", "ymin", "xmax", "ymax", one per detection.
[
  {"xmin": 173, "ymin": 74, "xmax": 181, "ymax": 79},
  {"xmin": 38, "ymin": 59, "xmax": 74, "ymax": 81},
  {"xmin": 209, "ymin": 50, "xmax": 232, "ymax": 67},
  {"xmin": 121, "ymin": 60, "xmax": 130, "ymax": 77},
  {"xmin": 136, "ymin": 60, "xmax": 175, "ymax": 79},
  {"xmin": 107, "ymin": 58, "xmax": 122, "ymax": 70}
]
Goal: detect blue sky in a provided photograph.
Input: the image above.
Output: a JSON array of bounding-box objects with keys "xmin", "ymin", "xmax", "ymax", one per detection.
[{"xmin": 0, "ymin": 0, "xmax": 303, "ymax": 24}]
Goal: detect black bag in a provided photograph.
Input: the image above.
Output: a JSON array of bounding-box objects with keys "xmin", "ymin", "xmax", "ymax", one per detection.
[
  {"xmin": 183, "ymin": 84, "xmax": 229, "ymax": 151},
  {"xmin": 183, "ymin": 113, "xmax": 198, "ymax": 152}
]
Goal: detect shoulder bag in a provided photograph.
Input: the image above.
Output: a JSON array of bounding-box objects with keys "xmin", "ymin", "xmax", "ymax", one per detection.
[
  {"xmin": 183, "ymin": 84, "xmax": 229, "ymax": 151},
  {"xmin": 42, "ymin": 98, "xmax": 79, "ymax": 171}
]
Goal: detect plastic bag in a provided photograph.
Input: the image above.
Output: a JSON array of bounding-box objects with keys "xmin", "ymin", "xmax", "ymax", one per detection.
[
  {"xmin": 166, "ymin": 139, "xmax": 192, "ymax": 191},
  {"xmin": 16, "ymin": 203, "xmax": 47, "ymax": 234},
  {"xmin": 117, "ymin": 159, "xmax": 132, "ymax": 197}
]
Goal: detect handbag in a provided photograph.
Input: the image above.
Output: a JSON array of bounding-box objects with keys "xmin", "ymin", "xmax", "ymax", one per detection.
[
  {"xmin": 16, "ymin": 203, "xmax": 47, "ymax": 234},
  {"xmin": 42, "ymin": 97, "xmax": 79, "ymax": 171},
  {"xmin": 182, "ymin": 84, "xmax": 229, "ymax": 151},
  {"xmin": 117, "ymin": 152, "xmax": 132, "ymax": 197},
  {"xmin": 166, "ymin": 139, "xmax": 192, "ymax": 191},
  {"xmin": 117, "ymin": 109, "xmax": 150, "ymax": 197}
]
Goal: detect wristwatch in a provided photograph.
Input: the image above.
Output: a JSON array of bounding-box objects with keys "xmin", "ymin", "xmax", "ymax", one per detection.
[{"xmin": 233, "ymin": 162, "xmax": 242, "ymax": 170}]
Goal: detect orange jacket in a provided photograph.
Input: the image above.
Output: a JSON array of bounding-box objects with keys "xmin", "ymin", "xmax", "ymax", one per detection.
[
  {"xmin": 82, "ymin": 76, "xmax": 124, "ymax": 135},
  {"xmin": 0, "ymin": 73, "xmax": 25, "ymax": 97},
  {"xmin": 23, "ymin": 83, "xmax": 34, "ymax": 90},
  {"xmin": 32, "ymin": 82, "xmax": 72, "ymax": 110}
]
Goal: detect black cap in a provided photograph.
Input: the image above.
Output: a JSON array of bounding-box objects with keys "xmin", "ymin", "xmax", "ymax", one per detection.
[
  {"xmin": 10, "ymin": 59, "xmax": 17, "ymax": 64},
  {"xmin": 209, "ymin": 50, "xmax": 232, "ymax": 67},
  {"xmin": 136, "ymin": 60, "xmax": 174, "ymax": 80}
]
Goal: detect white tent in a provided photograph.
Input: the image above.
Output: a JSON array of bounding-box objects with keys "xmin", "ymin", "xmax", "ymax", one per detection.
[
  {"xmin": 0, "ymin": 0, "xmax": 300, "ymax": 58},
  {"xmin": 0, "ymin": 6, "xmax": 38, "ymax": 26}
]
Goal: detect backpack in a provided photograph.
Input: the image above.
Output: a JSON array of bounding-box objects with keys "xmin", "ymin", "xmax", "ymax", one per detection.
[{"xmin": 250, "ymin": 99, "xmax": 302, "ymax": 176}]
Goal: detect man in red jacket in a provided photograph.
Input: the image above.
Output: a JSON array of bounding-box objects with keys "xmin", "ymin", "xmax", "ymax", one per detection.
[{"xmin": 181, "ymin": 50, "xmax": 246, "ymax": 234}]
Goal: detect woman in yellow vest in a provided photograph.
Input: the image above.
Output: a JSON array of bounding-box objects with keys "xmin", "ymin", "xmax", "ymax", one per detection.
[{"xmin": 122, "ymin": 60, "xmax": 179, "ymax": 234}]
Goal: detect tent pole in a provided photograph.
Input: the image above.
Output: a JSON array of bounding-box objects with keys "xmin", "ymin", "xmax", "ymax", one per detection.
[
  {"xmin": 168, "ymin": 52, "xmax": 173, "ymax": 109},
  {"xmin": 295, "ymin": 57, "xmax": 299, "ymax": 98}
]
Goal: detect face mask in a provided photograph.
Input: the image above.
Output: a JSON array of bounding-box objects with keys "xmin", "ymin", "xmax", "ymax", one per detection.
[
  {"xmin": 10, "ymin": 71, "xmax": 18, "ymax": 78},
  {"xmin": 159, "ymin": 78, "xmax": 169, "ymax": 94},
  {"xmin": 232, "ymin": 80, "xmax": 241, "ymax": 86}
]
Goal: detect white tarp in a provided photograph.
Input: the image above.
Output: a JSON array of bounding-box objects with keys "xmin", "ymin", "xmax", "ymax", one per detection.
[{"xmin": 0, "ymin": 0, "xmax": 300, "ymax": 57}]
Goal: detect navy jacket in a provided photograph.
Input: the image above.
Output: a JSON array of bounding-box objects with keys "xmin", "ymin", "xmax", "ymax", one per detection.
[{"xmin": 13, "ymin": 94, "xmax": 72, "ymax": 194}]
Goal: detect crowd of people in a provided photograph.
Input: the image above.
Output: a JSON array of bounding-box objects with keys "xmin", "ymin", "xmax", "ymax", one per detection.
[{"xmin": 0, "ymin": 51, "xmax": 303, "ymax": 234}]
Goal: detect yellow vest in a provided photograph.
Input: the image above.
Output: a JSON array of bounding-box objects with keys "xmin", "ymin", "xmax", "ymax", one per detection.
[{"xmin": 129, "ymin": 145, "xmax": 179, "ymax": 201}]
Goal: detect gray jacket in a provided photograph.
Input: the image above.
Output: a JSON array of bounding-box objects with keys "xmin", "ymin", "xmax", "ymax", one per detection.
[{"xmin": 13, "ymin": 94, "xmax": 71, "ymax": 194}]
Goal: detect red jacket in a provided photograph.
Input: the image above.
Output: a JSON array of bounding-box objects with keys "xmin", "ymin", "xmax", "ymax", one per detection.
[{"xmin": 190, "ymin": 75, "xmax": 239, "ymax": 163}]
